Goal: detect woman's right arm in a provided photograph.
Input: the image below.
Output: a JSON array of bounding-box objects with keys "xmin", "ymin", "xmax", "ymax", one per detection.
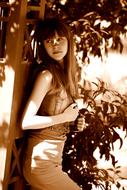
[{"xmin": 21, "ymin": 70, "xmax": 79, "ymax": 130}]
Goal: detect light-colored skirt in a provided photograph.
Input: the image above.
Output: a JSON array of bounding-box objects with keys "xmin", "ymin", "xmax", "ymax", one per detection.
[{"xmin": 23, "ymin": 138, "xmax": 80, "ymax": 190}]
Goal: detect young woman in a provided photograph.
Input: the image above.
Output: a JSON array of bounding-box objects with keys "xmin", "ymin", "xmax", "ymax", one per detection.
[{"xmin": 21, "ymin": 18, "xmax": 84, "ymax": 190}]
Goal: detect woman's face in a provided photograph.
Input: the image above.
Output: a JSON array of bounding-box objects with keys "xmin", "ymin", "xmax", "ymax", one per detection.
[{"xmin": 43, "ymin": 32, "xmax": 68, "ymax": 62}]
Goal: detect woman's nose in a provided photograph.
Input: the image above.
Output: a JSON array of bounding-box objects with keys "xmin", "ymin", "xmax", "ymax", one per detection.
[{"xmin": 52, "ymin": 39, "xmax": 59, "ymax": 45}]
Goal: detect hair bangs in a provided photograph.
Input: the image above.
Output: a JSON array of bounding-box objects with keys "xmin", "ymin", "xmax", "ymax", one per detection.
[
  {"xmin": 35, "ymin": 18, "xmax": 70, "ymax": 42},
  {"xmin": 43, "ymin": 25, "xmax": 68, "ymax": 40}
]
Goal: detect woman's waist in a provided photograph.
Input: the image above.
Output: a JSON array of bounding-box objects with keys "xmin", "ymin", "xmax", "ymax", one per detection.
[{"xmin": 27, "ymin": 123, "xmax": 70, "ymax": 139}]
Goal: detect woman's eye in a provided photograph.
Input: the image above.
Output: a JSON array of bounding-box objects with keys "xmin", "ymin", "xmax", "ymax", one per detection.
[
  {"xmin": 46, "ymin": 39, "xmax": 52, "ymax": 43},
  {"xmin": 57, "ymin": 38, "xmax": 61, "ymax": 41},
  {"xmin": 58, "ymin": 37, "xmax": 64, "ymax": 41}
]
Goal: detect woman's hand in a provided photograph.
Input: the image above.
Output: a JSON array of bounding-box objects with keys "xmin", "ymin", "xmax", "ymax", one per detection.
[
  {"xmin": 63, "ymin": 103, "xmax": 79, "ymax": 122},
  {"xmin": 76, "ymin": 115, "xmax": 86, "ymax": 132}
]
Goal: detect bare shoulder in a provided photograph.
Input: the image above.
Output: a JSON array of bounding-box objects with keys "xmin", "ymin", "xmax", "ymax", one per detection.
[
  {"xmin": 37, "ymin": 70, "xmax": 53, "ymax": 83},
  {"xmin": 33, "ymin": 69, "xmax": 53, "ymax": 93},
  {"xmin": 36, "ymin": 70, "xmax": 53, "ymax": 85}
]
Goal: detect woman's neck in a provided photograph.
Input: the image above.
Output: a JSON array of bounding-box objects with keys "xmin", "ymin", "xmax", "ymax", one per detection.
[{"xmin": 58, "ymin": 59, "xmax": 64, "ymax": 69}]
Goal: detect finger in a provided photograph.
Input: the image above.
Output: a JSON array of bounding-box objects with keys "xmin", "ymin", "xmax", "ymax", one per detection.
[
  {"xmin": 77, "ymin": 117, "xmax": 84, "ymax": 121},
  {"xmin": 77, "ymin": 127, "xmax": 84, "ymax": 132},
  {"xmin": 77, "ymin": 117, "xmax": 85, "ymax": 122}
]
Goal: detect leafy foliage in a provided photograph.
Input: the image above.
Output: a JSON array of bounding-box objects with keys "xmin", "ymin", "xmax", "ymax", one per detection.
[
  {"xmin": 46, "ymin": 0, "xmax": 127, "ymax": 61},
  {"xmin": 63, "ymin": 80, "xmax": 127, "ymax": 189}
]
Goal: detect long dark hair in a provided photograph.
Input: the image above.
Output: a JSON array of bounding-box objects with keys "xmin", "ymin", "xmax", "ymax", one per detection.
[{"xmin": 34, "ymin": 18, "xmax": 79, "ymax": 99}]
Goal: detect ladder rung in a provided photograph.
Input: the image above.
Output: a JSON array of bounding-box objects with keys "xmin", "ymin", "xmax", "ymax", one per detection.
[
  {"xmin": 0, "ymin": 2, "xmax": 10, "ymax": 7},
  {"xmin": 27, "ymin": 5, "xmax": 41, "ymax": 11},
  {"xmin": 26, "ymin": 19, "xmax": 38, "ymax": 24},
  {"xmin": 8, "ymin": 176, "xmax": 22, "ymax": 184},
  {"xmin": 0, "ymin": 16, "xmax": 9, "ymax": 22}
]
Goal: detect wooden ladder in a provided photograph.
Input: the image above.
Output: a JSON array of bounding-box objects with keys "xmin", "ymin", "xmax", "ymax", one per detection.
[{"xmin": 1, "ymin": 1, "xmax": 46, "ymax": 190}]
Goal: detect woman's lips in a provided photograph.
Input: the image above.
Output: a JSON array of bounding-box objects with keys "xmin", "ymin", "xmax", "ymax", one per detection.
[{"xmin": 53, "ymin": 51, "xmax": 62, "ymax": 54}]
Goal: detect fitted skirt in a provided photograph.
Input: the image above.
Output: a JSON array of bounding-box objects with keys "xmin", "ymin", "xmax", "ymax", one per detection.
[{"xmin": 23, "ymin": 138, "xmax": 80, "ymax": 190}]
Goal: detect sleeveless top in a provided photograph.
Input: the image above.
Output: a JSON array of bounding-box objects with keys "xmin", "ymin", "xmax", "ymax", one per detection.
[{"xmin": 26, "ymin": 88, "xmax": 74, "ymax": 141}]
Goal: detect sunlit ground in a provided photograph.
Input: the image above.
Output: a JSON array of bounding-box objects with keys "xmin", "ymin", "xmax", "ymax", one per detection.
[{"xmin": 83, "ymin": 39, "xmax": 127, "ymax": 189}]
